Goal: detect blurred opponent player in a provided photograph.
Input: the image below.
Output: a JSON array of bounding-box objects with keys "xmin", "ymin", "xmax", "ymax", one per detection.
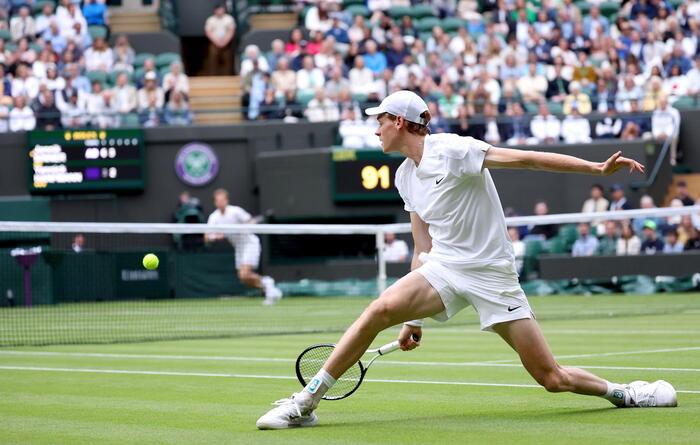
[
  {"xmin": 257, "ymin": 91, "xmax": 676, "ymax": 429},
  {"xmin": 206, "ymin": 188, "xmax": 282, "ymax": 305}
]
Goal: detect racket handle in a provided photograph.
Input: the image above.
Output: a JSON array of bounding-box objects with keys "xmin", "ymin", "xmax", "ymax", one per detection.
[{"xmin": 377, "ymin": 334, "xmax": 421, "ymax": 355}]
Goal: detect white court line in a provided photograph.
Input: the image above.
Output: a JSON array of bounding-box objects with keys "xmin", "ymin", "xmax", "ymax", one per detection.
[
  {"xmin": 0, "ymin": 366, "xmax": 698, "ymax": 394},
  {"xmin": 432, "ymin": 329, "xmax": 700, "ymax": 335},
  {"xmin": 483, "ymin": 346, "xmax": 700, "ymax": 364},
  {"xmin": 2, "ymin": 350, "xmax": 700, "ymax": 373}
]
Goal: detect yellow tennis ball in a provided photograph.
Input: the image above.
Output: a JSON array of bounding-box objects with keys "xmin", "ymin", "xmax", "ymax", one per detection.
[{"xmin": 142, "ymin": 253, "xmax": 159, "ymax": 270}]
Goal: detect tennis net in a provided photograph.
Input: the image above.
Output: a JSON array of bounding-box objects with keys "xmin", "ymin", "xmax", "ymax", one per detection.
[{"xmin": 0, "ymin": 205, "xmax": 698, "ymax": 346}]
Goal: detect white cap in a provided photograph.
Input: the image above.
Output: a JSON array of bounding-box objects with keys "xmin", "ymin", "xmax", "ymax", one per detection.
[{"xmin": 365, "ymin": 90, "xmax": 430, "ymax": 125}]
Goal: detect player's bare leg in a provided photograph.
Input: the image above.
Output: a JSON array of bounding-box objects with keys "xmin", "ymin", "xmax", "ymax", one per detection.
[
  {"xmin": 257, "ymin": 272, "xmax": 444, "ymax": 429},
  {"xmin": 238, "ymin": 264, "xmax": 263, "ymax": 289},
  {"xmin": 492, "ymin": 318, "xmax": 677, "ymax": 407}
]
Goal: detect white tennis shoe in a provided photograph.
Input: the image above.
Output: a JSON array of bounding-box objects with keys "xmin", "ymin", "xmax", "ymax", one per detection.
[
  {"xmin": 256, "ymin": 393, "xmax": 317, "ymax": 429},
  {"xmin": 620, "ymin": 380, "xmax": 678, "ymax": 407},
  {"xmin": 261, "ymin": 276, "xmax": 283, "ymax": 305}
]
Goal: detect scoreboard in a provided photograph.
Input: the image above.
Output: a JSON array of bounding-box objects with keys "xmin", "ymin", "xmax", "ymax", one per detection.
[
  {"xmin": 331, "ymin": 148, "xmax": 404, "ymax": 202},
  {"xmin": 28, "ymin": 129, "xmax": 146, "ymax": 193}
]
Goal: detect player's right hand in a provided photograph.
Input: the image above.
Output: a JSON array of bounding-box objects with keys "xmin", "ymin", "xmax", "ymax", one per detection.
[{"xmin": 398, "ymin": 324, "xmax": 421, "ymax": 351}]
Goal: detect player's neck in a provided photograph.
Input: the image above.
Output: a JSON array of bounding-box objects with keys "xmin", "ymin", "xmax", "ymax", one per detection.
[{"xmin": 401, "ymin": 135, "xmax": 426, "ymax": 167}]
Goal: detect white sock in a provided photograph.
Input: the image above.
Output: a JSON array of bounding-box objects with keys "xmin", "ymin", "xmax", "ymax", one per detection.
[
  {"xmin": 602, "ymin": 380, "xmax": 626, "ymax": 406},
  {"xmin": 301, "ymin": 369, "xmax": 336, "ymax": 408}
]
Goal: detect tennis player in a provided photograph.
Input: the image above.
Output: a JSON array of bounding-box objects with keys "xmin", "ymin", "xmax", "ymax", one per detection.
[
  {"xmin": 256, "ymin": 91, "xmax": 677, "ymax": 429},
  {"xmin": 206, "ymin": 188, "xmax": 282, "ymax": 305}
]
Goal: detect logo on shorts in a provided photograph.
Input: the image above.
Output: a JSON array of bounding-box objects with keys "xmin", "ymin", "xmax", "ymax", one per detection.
[
  {"xmin": 612, "ymin": 390, "xmax": 625, "ymax": 400},
  {"xmin": 175, "ymin": 142, "xmax": 219, "ymax": 186},
  {"xmin": 507, "ymin": 306, "xmax": 522, "ymax": 312},
  {"xmin": 307, "ymin": 378, "xmax": 321, "ymax": 393}
]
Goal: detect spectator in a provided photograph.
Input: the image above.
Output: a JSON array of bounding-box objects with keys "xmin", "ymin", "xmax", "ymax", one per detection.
[
  {"xmin": 325, "ymin": 13, "xmax": 349, "ymax": 49},
  {"xmin": 60, "ymin": 91, "xmax": 87, "ymax": 128},
  {"xmin": 112, "ymin": 34, "xmax": 135, "ymax": 72},
  {"xmin": 385, "ymin": 36, "xmax": 408, "ymax": 71},
  {"xmin": 394, "ymin": 54, "xmax": 423, "ymax": 89},
  {"xmin": 631, "ymin": 195, "xmax": 665, "ymax": 234},
  {"xmin": 271, "ymin": 57, "xmax": 296, "ymax": 98},
  {"xmin": 616, "ymin": 222, "xmax": 641, "ymax": 255},
  {"xmin": 572, "ymin": 222, "xmax": 599, "ymax": 257},
  {"xmin": 266, "ymin": 39, "xmax": 285, "ymax": 72},
  {"xmin": 596, "ymin": 220, "xmax": 620, "ymax": 255},
  {"xmin": 85, "ymin": 79, "xmax": 103, "ymax": 125},
  {"xmin": 258, "ymin": 88, "xmax": 284, "ymax": 120},
  {"xmin": 138, "ymin": 93, "xmax": 163, "ymax": 127},
  {"xmin": 338, "ymin": 107, "xmax": 379, "ymax": 148},
  {"xmin": 295, "ymin": 55, "xmax": 324, "ymax": 93},
  {"xmin": 11, "ymin": 62, "xmax": 39, "ymax": 100},
  {"xmin": 640, "ymin": 220, "xmax": 664, "ymax": 254},
  {"xmin": 595, "ymin": 108, "xmax": 623, "ymax": 139},
  {"xmin": 163, "ymin": 90, "xmax": 193, "ymax": 125},
  {"xmin": 323, "ymin": 65, "xmax": 349, "ymax": 101},
  {"xmin": 546, "ymin": 63, "xmax": 570, "ymax": 103},
  {"xmin": 285, "ymin": 28, "xmax": 304, "ymax": 57},
  {"xmin": 683, "ymin": 225, "xmax": 700, "ymax": 250},
  {"xmin": 84, "ymin": 36, "xmax": 113, "ymax": 72},
  {"xmin": 560, "ymin": 106, "xmax": 592, "ymax": 143},
  {"xmin": 10, "ymin": 5, "xmax": 35, "ymax": 42},
  {"xmin": 516, "ymin": 63, "xmax": 548, "ymax": 104},
  {"xmin": 641, "ymin": 76, "xmax": 664, "ymax": 111},
  {"xmin": 427, "ymin": 101, "xmax": 450, "ymax": 134},
  {"xmin": 505, "ymin": 102, "xmax": 535, "ymax": 145},
  {"xmin": 663, "ymin": 64, "xmax": 688, "ymax": 105},
  {"xmin": 592, "ymin": 78, "xmax": 616, "ymax": 113},
  {"xmin": 437, "ymin": 83, "xmax": 463, "ymax": 119},
  {"xmin": 35, "ymin": 2, "xmax": 56, "ymax": 36},
  {"xmin": 9, "ymin": 95, "xmax": 35, "ymax": 132},
  {"xmin": 508, "ymin": 227, "xmax": 526, "ymax": 274},
  {"xmin": 110, "ymin": 71, "xmax": 137, "ymax": 115},
  {"xmin": 615, "ymin": 76, "xmax": 643, "ymax": 111},
  {"xmin": 0, "ymin": 97, "xmax": 9, "ymax": 132},
  {"xmin": 71, "ymin": 233, "xmax": 85, "ymax": 253},
  {"xmin": 383, "ymin": 232, "xmax": 409, "ymax": 262},
  {"xmin": 163, "ymin": 61, "xmax": 189, "ymax": 100},
  {"xmin": 240, "ymin": 44, "xmax": 270, "ymax": 78},
  {"xmin": 348, "ymin": 55, "xmax": 375, "ymax": 96},
  {"xmin": 609, "ymin": 184, "xmax": 633, "ymax": 211},
  {"xmin": 281, "ymin": 89, "xmax": 303, "ymax": 122},
  {"xmin": 137, "ymin": 71, "xmax": 164, "ymax": 112},
  {"xmin": 35, "ymin": 89, "xmax": 61, "ymax": 130},
  {"xmin": 68, "ymin": 20, "xmax": 93, "ymax": 51},
  {"xmin": 204, "ymin": 3, "xmax": 235, "ymax": 76},
  {"xmin": 665, "ymin": 45, "xmax": 692, "ymax": 76},
  {"xmin": 304, "ymin": 0, "xmax": 332, "ymax": 34},
  {"xmin": 305, "ymin": 89, "xmax": 338, "ymax": 122},
  {"xmin": 651, "ymin": 95, "xmax": 681, "ymax": 163},
  {"xmin": 686, "ymin": 56, "xmax": 700, "ymax": 97},
  {"xmin": 363, "ymin": 40, "xmax": 387, "ymax": 77},
  {"xmin": 82, "ymin": 0, "xmax": 108, "ymax": 27},
  {"xmin": 674, "ymin": 180, "xmax": 696, "ymax": 206},
  {"xmin": 43, "ymin": 64, "xmax": 65, "ymax": 92},
  {"xmin": 58, "ymin": 2, "xmax": 87, "ymax": 37},
  {"xmin": 526, "ymin": 201, "xmax": 558, "ymax": 240},
  {"xmin": 663, "ymin": 228, "xmax": 684, "ymax": 253},
  {"xmin": 480, "ymin": 102, "xmax": 510, "ymax": 145},
  {"xmin": 581, "ymin": 184, "xmax": 609, "ymax": 225},
  {"xmin": 562, "ymin": 81, "xmax": 592, "ymax": 115},
  {"xmin": 530, "ymin": 102, "xmax": 561, "ymax": 144},
  {"xmin": 619, "ymin": 99, "xmax": 650, "ymax": 140}
]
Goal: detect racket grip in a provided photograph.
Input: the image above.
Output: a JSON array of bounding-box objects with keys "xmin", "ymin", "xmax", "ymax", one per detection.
[{"xmin": 377, "ymin": 334, "xmax": 420, "ymax": 355}]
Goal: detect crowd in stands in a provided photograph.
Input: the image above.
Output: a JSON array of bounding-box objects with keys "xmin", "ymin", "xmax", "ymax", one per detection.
[
  {"xmin": 0, "ymin": 0, "xmax": 192, "ymax": 132},
  {"xmin": 508, "ymin": 180, "xmax": 700, "ymax": 274},
  {"xmin": 242, "ymin": 0, "xmax": 699, "ymax": 156}
]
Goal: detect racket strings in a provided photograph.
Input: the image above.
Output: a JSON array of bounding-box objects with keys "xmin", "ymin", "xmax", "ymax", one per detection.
[{"xmin": 297, "ymin": 345, "xmax": 363, "ymax": 399}]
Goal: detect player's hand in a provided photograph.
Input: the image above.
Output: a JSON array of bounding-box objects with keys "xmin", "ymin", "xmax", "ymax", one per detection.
[
  {"xmin": 600, "ymin": 151, "xmax": 645, "ymax": 176},
  {"xmin": 398, "ymin": 324, "xmax": 421, "ymax": 351}
]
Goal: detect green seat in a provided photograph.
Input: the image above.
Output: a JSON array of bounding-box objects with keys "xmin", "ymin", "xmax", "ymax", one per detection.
[
  {"xmin": 159, "ymin": 66, "xmax": 171, "ymax": 78},
  {"xmin": 88, "ymin": 25, "xmax": 108, "ymax": 40},
  {"xmin": 416, "ymin": 16, "xmax": 441, "ymax": 32},
  {"xmin": 524, "ymin": 102, "xmax": 539, "ymax": 114},
  {"xmin": 296, "ymin": 89, "xmax": 315, "ymax": 107},
  {"xmin": 33, "ymin": 0, "xmax": 55, "ymax": 13},
  {"xmin": 0, "ymin": 29, "xmax": 11, "ymax": 41},
  {"xmin": 575, "ymin": 1, "xmax": 591, "ymax": 15},
  {"xmin": 86, "ymin": 70, "xmax": 107, "ymax": 86},
  {"xmin": 441, "ymin": 16, "xmax": 464, "ymax": 32},
  {"xmin": 343, "ymin": 0, "xmax": 366, "ymax": 5},
  {"xmin": 546, "ymin": 236, "xmax": 567, "ymax": 254},
  {"xmin": 345, "ymin": 4, "xmax": 369, "ymax": 17},
  {"xmin": 547, "ymin": 101, "xmax": 563, "ymax": 115},
  {"xmin": 351, "ymin": 93, "xmax": 368, "ymax": 103},
  {"xmin": 120, "ymin": 112, "xmax": 140, "ymax": 128},
  {"xmin": 411, "ymin": 4, "xmax": 435, "ymax": 19},
  {"xmin": 109, "ymin": 69, "xmax": 133, "ymax": 85},
  {"xmin": 598, "ymin": 1, "xmax": 620, "ymax": 18},
  {"xmin": 155, "ymin": 52, "xmax": 181, "ymax": 69},
  {"xmin": 672, "ymin": 96, "xmax": 697, "ymax": 109},
  {"xmin": 133, "ymin": 67, "xmax": 146, "ymax": 84},
  {"xmin": 134, "ymin": 53, "xmax": 156, "ymax": 68},
  {"xmin": 388, "ymin": 5, "xmax": 412, "ymax": 20}
]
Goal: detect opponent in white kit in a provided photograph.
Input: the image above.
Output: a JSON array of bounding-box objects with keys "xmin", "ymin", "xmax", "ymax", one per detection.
[
  {"xmin": 257, "ymin": 91, "xmax": 677, "ymax": 429},
  {"xmin": 206, "ymin": 188, "xmax": 282, "ymax": 305}
]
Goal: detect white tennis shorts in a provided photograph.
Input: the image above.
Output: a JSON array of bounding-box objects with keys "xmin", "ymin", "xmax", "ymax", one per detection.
[
  {"xmin": 235, "ymin": 236, "xmax": 261, "ymax": 269},
  {"xmin": 415, "ymin": 257, "xmax": 532, "ymax": 331}
]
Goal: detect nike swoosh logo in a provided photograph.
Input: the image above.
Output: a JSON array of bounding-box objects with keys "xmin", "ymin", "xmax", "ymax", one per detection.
[
  {"xmin": 436, "ymin": 177, "xmax": 445, "ymax": 185},
  {"xmin": 507, "ymin": 306, "xmax": 521, "ymax": 312}
]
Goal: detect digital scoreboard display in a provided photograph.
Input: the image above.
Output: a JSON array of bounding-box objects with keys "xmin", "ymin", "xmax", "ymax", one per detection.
[
  {"xmin": 28, "ymin": 129, "xmax": 146, "ymax": 193},
  {"xmin": 331, "ymin": 148, "xmax": 404, "ymax": 202}
]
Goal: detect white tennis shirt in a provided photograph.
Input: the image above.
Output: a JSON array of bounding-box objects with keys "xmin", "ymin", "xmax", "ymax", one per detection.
[
  {"xmin": 395, "ymin": 133, "xmax": 514, "ymax": 267},
  {"xmin": 207, "ymin": 205, "xmax": 259, "ymax": 247}
]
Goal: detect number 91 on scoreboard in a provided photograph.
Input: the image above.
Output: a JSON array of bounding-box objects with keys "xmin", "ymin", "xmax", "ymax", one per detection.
[{"xmin": 331, "ymin": 148, "xmax": 403, "ymax": 202}]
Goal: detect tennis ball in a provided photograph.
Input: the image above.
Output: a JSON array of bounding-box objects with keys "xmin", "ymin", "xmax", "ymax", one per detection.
[{"xmin": 142, "ymin": 253, "xmax": 159, "ymax": 270}]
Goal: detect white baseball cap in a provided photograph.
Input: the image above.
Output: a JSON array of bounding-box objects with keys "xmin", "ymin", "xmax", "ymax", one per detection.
[{"xmin": 365, "ymin": 90, "xmax": 430, "ymax": 125}]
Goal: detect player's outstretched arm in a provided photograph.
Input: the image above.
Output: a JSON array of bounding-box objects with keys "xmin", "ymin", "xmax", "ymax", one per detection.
[{"xmin": 483, "ymin": 147, "xmax": 645, "ymax": 176}]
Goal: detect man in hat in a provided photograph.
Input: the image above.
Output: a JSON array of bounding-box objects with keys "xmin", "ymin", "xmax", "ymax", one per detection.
[
  {"xmin": 641, "ymin": 220, "xmax": 664, "ymax": 254},
  {"xmin": 609, "ymin": 183, "xmax": 633, "ymax": 211},
  {"xmin": 256, "ymin": 90, "xmax": 677, "ymax": 429},
  {"xmin": 674, "ymin": 180, "xmax": 695, "ymax": 206}
]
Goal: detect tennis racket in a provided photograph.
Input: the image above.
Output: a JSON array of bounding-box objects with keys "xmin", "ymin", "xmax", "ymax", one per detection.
[{"xmin": 295, "ymin": 334, "xmax": 420, "ymax": 400}]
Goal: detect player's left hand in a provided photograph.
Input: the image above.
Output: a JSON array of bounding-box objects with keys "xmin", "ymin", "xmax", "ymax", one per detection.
[
  {"xmin": 398, "ymin": 324, "xmax": 421, "ymax": 351},
  {"xmin": 600, "ymin": 151, "xmax": 645, "ymax": 176}
]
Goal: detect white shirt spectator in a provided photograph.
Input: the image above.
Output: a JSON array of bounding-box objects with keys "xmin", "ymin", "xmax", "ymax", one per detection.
[
  {"xmin": 349, "ymin": 66, "xmax": 375, "ymax": 95},
  {"xmin": 11, "ymin": 76, "xmax": 40, "ymax": 100},
  {"xmin": 10, "ymin": 15, "xmax": 35, "ymax": 42},
  {"xmin": 112, "ymin": 84, "xmax": 138, "ymax": 113},
  {"xmin": 616, "ymin": 235, "xmax": 641, "ymax": 255},
  {"xmin": 384, "ymin": 238, "xmax": 410, "ymax": 262},
  {"xmin": 84, "ymin": 47, "xmax": 114, "ymax": 72},
  {"xmin": 305, "ymin": 97, "xmax": 339, "ymax": 122},
  {"xmin": 561, "ymin": 114, "xmax": 592, "ymax": 143},
  {"xmin": 687, "ymin": 66, "xmax": 700, "ymax": 95},
  {"xmin": 652, "ymin": 104, "xmax": 681, "ymax": 139},
  {"xmin": 530, "ymin": 114, "xmax": 561, "ymax": 143},
  {"xmin": 0, "ymin": 105, "xmax": 9, "ymax": 132},
  {"xmin": 137, "ymin": 87, "xmax": 165, "ymax": 112},
  {"xmin": 162, "ymin": 71, "xmax": 190, "ymax": 95},
  {"xmin": 663, "ymin": 75, "xmax": 689, "ymax": 100},
  {"xmin": 240, "ymin": 56, "xmax": 270, "ymax": 78},
  {"xmin": 296, "ymin": 67, "xmax": 325, "ymax": 91},
  {"xmin": 9, "ymin": 106, "xmax": 36, "ymax": 132},
  {"xmin": 339, "ymin": 118, "xmax": 381, "ymax": 148},
  {"xmin": 60, "ymin": 98, "xmax": 88, "ymax": 128}
]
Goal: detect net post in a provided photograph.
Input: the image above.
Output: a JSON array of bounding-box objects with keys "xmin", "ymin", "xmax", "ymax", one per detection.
[{"xmin": 376, "ymin": 229, "xmax": 387, "ymax": 295}]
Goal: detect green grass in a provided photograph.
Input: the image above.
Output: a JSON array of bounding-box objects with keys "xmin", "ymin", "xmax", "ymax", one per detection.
[{"xmin": 1, "ymin": 293, "xmax": 699, "ymax": 444}]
